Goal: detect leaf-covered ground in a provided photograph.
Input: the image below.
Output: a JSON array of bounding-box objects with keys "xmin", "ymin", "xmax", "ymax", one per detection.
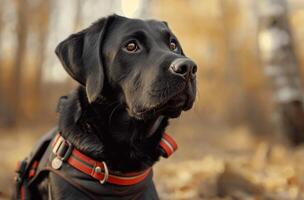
[
  {"xmin": 154, "ymin": 118, "xmax": 304, "ymax": 200},
  {"xmin": 1, "ymin": 116, "xmax": 304, "ymax": 200}
]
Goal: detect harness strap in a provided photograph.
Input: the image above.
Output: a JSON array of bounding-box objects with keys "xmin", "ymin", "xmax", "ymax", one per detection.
[
  {"xmin": 50, "ymin": 132, "xmax": 177, "ymax": 186},
  {"xmin": 14, "ymin": 131, "xmax": 178, "ymax": 199},
  {"xmin": 159, "ymin": 132, "xmax": 178, "ymax": 158}
]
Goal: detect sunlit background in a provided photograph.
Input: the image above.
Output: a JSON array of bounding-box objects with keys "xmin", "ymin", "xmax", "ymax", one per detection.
[{"xmin": 1, "ymin": 0, "xmax": 304, "ymax": 199}]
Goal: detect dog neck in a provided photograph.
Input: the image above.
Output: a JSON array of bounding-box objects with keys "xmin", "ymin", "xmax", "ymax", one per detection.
[{"xmin": 57, "ymin": 87, "xmax": 169, "ymax": 173}]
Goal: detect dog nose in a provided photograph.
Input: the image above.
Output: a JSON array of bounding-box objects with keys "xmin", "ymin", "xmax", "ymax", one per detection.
[{"xmin": 169, "ymin": 58, "xmax": 197, "ymax": 79}]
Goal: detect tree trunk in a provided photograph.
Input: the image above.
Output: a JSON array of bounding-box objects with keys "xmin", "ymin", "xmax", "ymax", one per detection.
[
  {"xmin": 219, "ymin": 0, "xmax": 250, "ymax": 127},
  {"xmin": 9, "ymin": 0, "xmax": 29, "ymax": 126},
  {"xmin": 0, "ymin": 2, "xmax": 3, "ymax": 68},
  {"xmin": 0, "ymin": 0, "xmax": 4, "ymax": 126},
  {"xmin": 257, "ymin": 0, "xmax": 304, "ymax": 145},
  {"xmin": 30, "ymin": 0, "xmax": 51, "ymax": 117},
  {"xmin": 139, "ymin": 0, "xmax": 151, "ymax": 18},
  {"xmin": 74, "ymin": 0, "xmax": 82, "ymax": 31},
  {"xmin": 0, "ymin": 4, "xmax": 3, "ymax": 86}
]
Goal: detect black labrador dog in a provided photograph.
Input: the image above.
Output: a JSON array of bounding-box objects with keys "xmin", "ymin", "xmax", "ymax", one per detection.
[{"xmin": 15, "ymin": 14, "xmax": 196, "ymax": 200}]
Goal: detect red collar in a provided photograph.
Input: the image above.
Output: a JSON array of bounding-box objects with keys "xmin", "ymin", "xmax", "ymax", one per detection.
[{"xmin": 50, "ymin": 132, "xmax": 177, "ymax": 186}]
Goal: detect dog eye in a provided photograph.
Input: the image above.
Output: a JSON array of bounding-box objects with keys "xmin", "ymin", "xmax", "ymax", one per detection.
[
  {"xmin": 124, "ymin": 41, "xmax": 139, "ymax": 52},
  {"xmin": 169, "ymin": 40, "xmax": 178, "ymax": 52}
]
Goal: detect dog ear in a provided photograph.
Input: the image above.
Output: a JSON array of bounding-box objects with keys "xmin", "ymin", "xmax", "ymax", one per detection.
[{"xmin": 55, "ymin": 15, "xmax": 116, "ymax": 103}]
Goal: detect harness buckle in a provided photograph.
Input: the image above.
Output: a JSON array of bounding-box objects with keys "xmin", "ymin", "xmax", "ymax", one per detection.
[
  {"xmin": 52, "ymin": 136, "xmax": 73, "ymax": 161},
  {"xmin": 95, "ymin": 161, "xmax": 109, "ymax": 184},
  {"xmin": 52, "ymin": 136, "xmax": 73, "ymax": 169}
]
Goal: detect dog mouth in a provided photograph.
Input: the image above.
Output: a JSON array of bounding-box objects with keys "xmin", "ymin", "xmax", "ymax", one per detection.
[{"xmin": 132, "ymin": 92, "xmax": 191, "ymax": 120}]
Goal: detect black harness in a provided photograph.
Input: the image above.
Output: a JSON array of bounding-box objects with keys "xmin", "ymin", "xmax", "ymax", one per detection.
[
  {"xmin": 13, "ymin": 128, "xmax": 57, "ymax": 200},
  {"xmin": 13, "ymin": 127, "xmax": 177, "ymax": 200}
]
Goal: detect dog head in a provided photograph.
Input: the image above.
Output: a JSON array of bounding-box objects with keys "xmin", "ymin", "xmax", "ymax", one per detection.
[{"xmin": 56, "ymin": 15, "xmax": 197, "ymax": 120}]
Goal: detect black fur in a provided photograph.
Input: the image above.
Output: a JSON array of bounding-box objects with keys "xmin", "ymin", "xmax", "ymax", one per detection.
[
  {"xmin": 58, "ymin": 87, "xmax": 168, "ymax": 172},
  {"xmin": 37, "ymin": 14, "xmax": 197, "ymax": 199}
]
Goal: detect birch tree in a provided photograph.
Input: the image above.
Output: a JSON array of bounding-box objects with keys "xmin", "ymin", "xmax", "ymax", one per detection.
[{"xmin": 257, "ymin": 0, "xmax": 304, "ymax": 144}]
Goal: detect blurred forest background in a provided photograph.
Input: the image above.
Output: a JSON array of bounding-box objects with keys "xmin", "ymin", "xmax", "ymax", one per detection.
[{"xmin": 1, "ymin": 0, "xmax": 304, "ymax": 199}]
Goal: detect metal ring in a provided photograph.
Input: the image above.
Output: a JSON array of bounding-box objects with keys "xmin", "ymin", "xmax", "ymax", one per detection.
[{"xmin": 99, "ymin": 161, "xmax": 109, "ymax": 184}]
